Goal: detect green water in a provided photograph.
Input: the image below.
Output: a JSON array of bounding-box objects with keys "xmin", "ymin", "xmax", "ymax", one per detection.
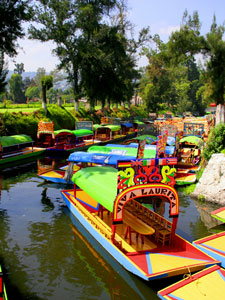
[{"xmin": 0, "ymin": 158, "xmax": 223, "ymax": 300}]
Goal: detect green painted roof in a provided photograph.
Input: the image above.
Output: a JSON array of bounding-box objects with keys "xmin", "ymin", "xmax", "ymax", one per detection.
[
  {"xmin": 0, "ymin": 134, "xmax": 33, "ymax": 147},
  {"xmin": 71, "ymin": 129, "xmax": 93, "ymax": 137},
  {"xmin": 93, "ymin": 124, "xmax": 102, "ymax": 130},
  {"xmin": 180, "ymin": 136, "xmax": 203, "ymax": 146},
  {"xmin": 72, "ymin": 166, "xmax": 117, "ymax": 212},
  {"xmin": 103, "ymin": 125, "xmax": 121, "ymax": 131},
  {"xmin": 54, "ymin": 129, "xmax": 73, "ymax": 136},
  {"xmin": 88, "ymin": 145, "xmax": 156, "ymax": 158}
]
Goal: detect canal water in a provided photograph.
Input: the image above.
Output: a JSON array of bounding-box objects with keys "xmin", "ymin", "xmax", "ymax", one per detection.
[{"xmin": 0, "ymin": 157, "xmax": 223, "ymax": 300}]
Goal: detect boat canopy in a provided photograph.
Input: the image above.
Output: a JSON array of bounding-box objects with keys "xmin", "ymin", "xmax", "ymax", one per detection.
[
  {"xmin": 93, "ymin": 124, "xmax": 102, "ymax": 130},
  {"xmin": 105, "ymin": 143, "xmax": 175, "ymax": 155},
  {"xmin": 0, "ymin": 134, "xmax": 33, "ymax": 147},
  {"xmin": 72, "ymin": 166, "xmax": 117, "ymax": 212},
  {"xmin": 87, "ymin": 145, "xmax": 156, "ymax": 158},
  {"xmin": 68, "ymin": 151, "xmax": 135, "ymax": 165},
  {"xmin": 71, "ymin": 129, "xmax": 93, "ymax": 137},
  {"xmin": 102, "ymin": 125, "xmax": 121, "ymax": 131},
  {"xmin": 54, "ymin": 129, "xmax": 73, "ymax": 136},
  {"xmin": 121, "ymin": 122, "xmax": 133, "ymax": 128},
  {"xmin": 180, "ymin": 136, "xmax": 203, "ymax": 146}
]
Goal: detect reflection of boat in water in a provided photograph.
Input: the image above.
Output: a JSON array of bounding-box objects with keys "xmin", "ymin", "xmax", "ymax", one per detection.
[
  {"xmin": 61, "ymin": 156, "xmax": 219, "ymax": 282},
  {"xmin": 0, "ymin": 265, "xmax": 8, "ymax": 300},
  {"xmin": 64, "ymin": 208, "xmax": 158, "ymax": 300}
]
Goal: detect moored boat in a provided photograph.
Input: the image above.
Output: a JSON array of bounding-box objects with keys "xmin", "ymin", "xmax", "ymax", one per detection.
[
  {"xmin": 0, "ymin": 134, "xmax": 45, "ymax": 167},
  {"xmin": 193, "ymin": 231, "xmax": 225, "ymax": 268},
  {"xmin": 158, "ymin": 265, "xmax": 225, "ymax": 300},
  {"xmin": 61, "ymin": 157, "xmax": 219, "ymax": 281}
]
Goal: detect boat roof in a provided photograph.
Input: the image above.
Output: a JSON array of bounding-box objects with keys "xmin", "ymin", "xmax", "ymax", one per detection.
[
  {"xmin": 68, "ymin": 151, "xmax": 135, "ymax": 165},
  {"xmin": 72, "ymin": 166, "xmax": 117, "ymax": 212},
  {"xmin": 71, "ymin": 129, "xmax": 93, "ymax": 137},
  {"xmin": 0, "ymin": 134, "xmax": 33, "ymax": 147},
  {"xmin": 87, "ymin": 145, "xmax": 156, "ymax": 158},
  {"xmin": 121, "ymin": 122, "xmax": 133, "ymax": 127},
  {"xmin": 180, "ymin": 135, "xmax": 203, "ymax": 145},
  {"xmin": 135, "ymin": 135, "xmax": 156, "ymax": 141},
  {"xmin": 102, "ymin": 125, "xmax": 121, "ymax": 131},
  {"xmin": 54, "ymin": 129, "xmax": 73, "ymax": 136},
  {"xmin": 105, "ymin": 143, "xmax": 175, "ymax": 155}
]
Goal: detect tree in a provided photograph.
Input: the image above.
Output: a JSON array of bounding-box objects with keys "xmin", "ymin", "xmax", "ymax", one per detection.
[
  {"xmin": 41, "ymin": 75, "xmax": 53, "ymax": 114},
  {"xmin": 25, "ymin": 86, "xmax": 40, "ymax": 100},
  {"xmin": 0, "ymin": 0, "xmax": 32, "ymax": 92},
  {"xmin": 8, "ymin": 73, "xmax": 26, "ymax": 103},
  {"xmin": 29, "ymin": 0, "xmax": 118, "ymax": 111},
  {"xmin": 0, "ymin": 53, "xmax": 7, "ymax": 94},
  {"xmin": 33, "ymin": 67, "xmax": 46, "ymax": 89},
  {"xmin": 167, "ymin": 11, "xmax": 225, "ymax": 124},
  {"xmin": 14, "ymin": 62, "xmax": 25, "ymax": 75}
]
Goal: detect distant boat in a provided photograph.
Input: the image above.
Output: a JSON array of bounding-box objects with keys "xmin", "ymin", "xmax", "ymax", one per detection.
[{"xmin": 0, "ymin": 134, "xmax": 45, "ymax": 168}]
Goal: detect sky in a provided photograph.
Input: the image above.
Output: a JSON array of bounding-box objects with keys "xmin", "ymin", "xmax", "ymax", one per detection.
[{"xmin": 6, "ymin": 0, "xmax": 225, "ymax": 73}]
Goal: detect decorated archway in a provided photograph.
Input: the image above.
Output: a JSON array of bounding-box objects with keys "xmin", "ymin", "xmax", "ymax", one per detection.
[{"xmin": 112, "ymin": 183, "xmax": 179, "ymax": 224}]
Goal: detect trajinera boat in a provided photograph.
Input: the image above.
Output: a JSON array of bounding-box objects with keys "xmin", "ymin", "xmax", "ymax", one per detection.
[
  {"xmin": 61, "ymin": 155, "xmax": 219, "ymax": 281},
  {"xmin": 0, "ymin": 134, "xmax": 45, "ymax": 167}
]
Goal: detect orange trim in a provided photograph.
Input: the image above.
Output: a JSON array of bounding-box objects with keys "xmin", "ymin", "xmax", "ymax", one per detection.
[{"xmin": 113, "ymin": 183, "xmax": 179, "ymax": 222}]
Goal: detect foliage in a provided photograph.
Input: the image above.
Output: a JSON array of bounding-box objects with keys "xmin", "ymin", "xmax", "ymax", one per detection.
[
  {"xmin": 0, "ymin": 111, "xmax": 39, "ymax": 139},
  {"xmin": 167, "ymin": 11, "xmax": 225, "ymax": 123},
  {"xmin": 202, "ymin": 123, "xmax": 225, "ymax": 161},
  {"xmin": 0, "ymin": 105, "xmax": 76, "ymax": 138},
  {"xmin": 25, "ymin": 86, "xmax": 40, "ymax": 100},
  {"xmin": 47, "ymin": 104, "xmax": 76, "ymax": 130},
  {"xmin": 8, "ymin": 73, "xmax": 26, "ymax": 103},
  {"xmin": 0, "ymin": 0, "xmax": 32, "ymax": 92}
]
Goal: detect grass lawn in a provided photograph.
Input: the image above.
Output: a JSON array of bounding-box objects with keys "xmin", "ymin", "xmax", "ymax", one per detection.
[{"xmin": 0, "ymin": 108, "xmax": 40, "ymax": 113}]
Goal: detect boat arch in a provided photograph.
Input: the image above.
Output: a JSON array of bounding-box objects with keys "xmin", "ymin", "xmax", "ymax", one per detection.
[{"xmin": 112, "ymin": 183, "xmax": 179, "ymax": 224}]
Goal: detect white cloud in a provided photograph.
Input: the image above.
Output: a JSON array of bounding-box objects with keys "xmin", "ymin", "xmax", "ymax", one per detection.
[
  {"xmin": 6, "ymin": 38, "xmax": 59, "ymax": 72},
  {"xmin": 158, "ymin": 25, "xmax": 180, "ymax": 36}
]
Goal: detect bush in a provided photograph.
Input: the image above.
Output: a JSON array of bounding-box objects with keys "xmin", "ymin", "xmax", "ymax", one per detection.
[{"xmin": 202, "ymin": 124, "xmax": 225, "ymax": 161}]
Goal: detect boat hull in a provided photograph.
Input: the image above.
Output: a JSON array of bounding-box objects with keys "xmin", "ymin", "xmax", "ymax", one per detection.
[
  {"xmin": 0, "ymin": 147, "xmax": 45, "ymax": 168},
  {"xmin": 61, "ymin": 190, "xmax": 220, "ymax": 281}
]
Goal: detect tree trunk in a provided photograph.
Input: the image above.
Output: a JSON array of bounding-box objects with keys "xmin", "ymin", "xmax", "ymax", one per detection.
[
  {"xmin": 57, "ymin": 96, "xmax": 62, "ymax": 107},
  {"xmin": 216, "ymin": 104, "xmax": 225, "ymax": 125},
  {"xmin": 74, "ymin": 99, "xmax": 79, "ymax": 111},
  {"xmin": 42, "ymin": 86, "xmax": 47, "ymax": 115}
]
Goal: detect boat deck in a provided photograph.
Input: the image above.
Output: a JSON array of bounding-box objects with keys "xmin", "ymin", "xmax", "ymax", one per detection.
[{"xmin": 95, "ymin": 209, "xmax": 157, "ymax": 252}]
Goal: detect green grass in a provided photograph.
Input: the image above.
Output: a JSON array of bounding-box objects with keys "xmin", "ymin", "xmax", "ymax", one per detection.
[{"xmin": 0, "ymin": 108, "xmax": 40, "ymax": 113}]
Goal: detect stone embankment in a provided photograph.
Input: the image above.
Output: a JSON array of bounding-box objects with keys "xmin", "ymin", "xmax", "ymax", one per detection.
[{"xmin": 191, "ymin": 153, "xmax": 225, "ymax": 204}]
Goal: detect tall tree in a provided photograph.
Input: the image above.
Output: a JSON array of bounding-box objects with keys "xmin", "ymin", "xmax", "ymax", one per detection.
[
  {"xmin": 167, "ymin": 10, "xmax": 225, "ymax": 124},
  {"xmin": 0, "ymin": 0, "xmax": 32, "ymax": 92},
  {"xmin": 29, "ymin": 0, "xmax": 118, "ymax": 111},
  {"xmin": 8, "ymin": 73, "xmax": 26, "ymax": 103},
  {"xmin": 41, "ymin": 75, "xmax": 53, "ymax": 114}
]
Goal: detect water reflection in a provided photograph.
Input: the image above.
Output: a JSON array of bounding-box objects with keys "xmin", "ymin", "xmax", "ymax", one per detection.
[{"xmin": 0, "ymin": 157, "xmax": 224, "ymax": 299}]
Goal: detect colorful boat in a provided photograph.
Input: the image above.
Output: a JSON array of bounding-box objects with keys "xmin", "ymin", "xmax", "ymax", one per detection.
[
  {"xmin": 158, "ymin": 265, "xmax": 225, "ymax": 300},
  {"xmin": 0, "ymin": 134, "xmax": 45, "ymax": 167},
  {"xmin": 193, "ymin": 231, "xmax": 225, "ymax": 268},
  {"xmin": 175, "ymin": 172, "xmax": 197, "ymax": 185},
  {"xmin": 61, "ymin": 157, "xmax": 219, "ymax": 281},
  {"xmin": 211, "ymin": 207, "xmax": 225, "ymax": 223},
  {"xmin": 0, "ymin": 265, "xmax": 8, "ymax": 300},
  {"xmin": 94, "ymin": 124, "xmax": 122, "ymax": 141}
]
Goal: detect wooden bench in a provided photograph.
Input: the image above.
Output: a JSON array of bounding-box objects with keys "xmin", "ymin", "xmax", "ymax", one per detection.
[{"xmin": 126, "ymin": 199, "xmax": 172, "ymax": 245}]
